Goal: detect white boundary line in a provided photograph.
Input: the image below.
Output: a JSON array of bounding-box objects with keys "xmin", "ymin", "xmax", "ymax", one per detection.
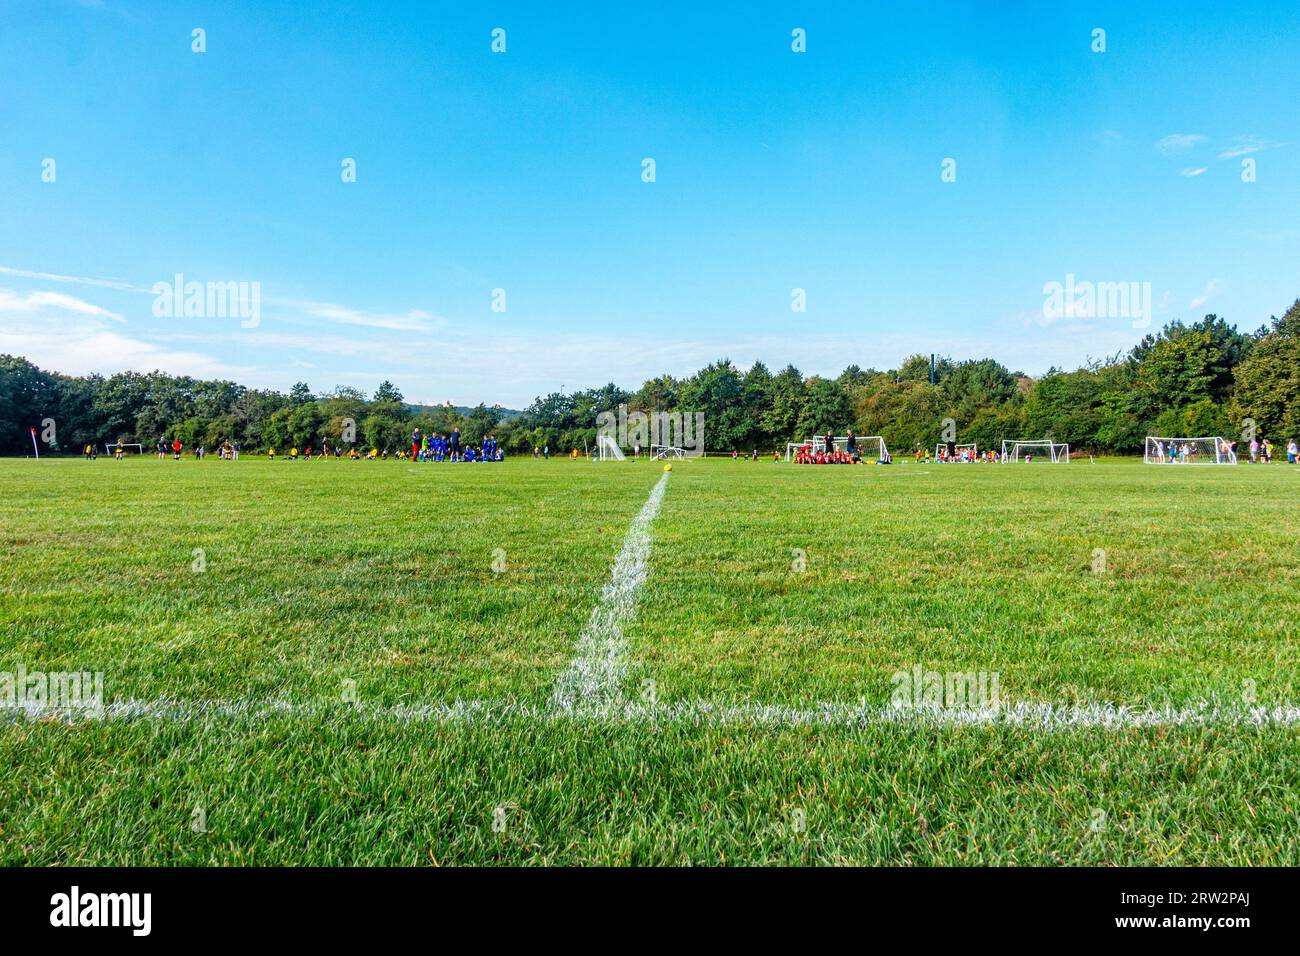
[{"xmin": 6, "ymin": 696, "xmax": 1300, "ymax": 729}]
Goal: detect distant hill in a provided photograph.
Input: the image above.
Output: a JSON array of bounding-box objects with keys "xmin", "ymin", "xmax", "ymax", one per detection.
[{"xmin": 405, "ymin": 403, "xmax": 525, "ymax": 421}]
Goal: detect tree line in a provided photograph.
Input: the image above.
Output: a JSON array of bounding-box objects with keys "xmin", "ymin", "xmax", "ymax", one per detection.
[{"xmin": 3, "ymin": 299, "xmax": 1297, "ymax": 457}]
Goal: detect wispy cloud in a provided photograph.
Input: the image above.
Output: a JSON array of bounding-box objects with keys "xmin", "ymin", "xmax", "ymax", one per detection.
[
  {"xmin": 1217, "ymin": 135, "xmax": 1283, "ymax": 159},
  {"xmin": 1155, "ymin": 133, "xmax": 1205, "ymax": 157},
  {"xmin": 0, "ymin": 266, "xmax": 146, "ymax": 293},
  {"xmin": 0, "ymin": 287, "xmax": 125, "ymax": 322},
  {"xmin": 1190, "ymin": 279, "xmax": 1222, "ymax": 310},
  {"xmin": 278, "ymin": 299, "xmax": 446, "ymax": 332},
  {"xmin": 0, "ymin": 288, "xmax": 245, "ymax": 379},
  {"xmin": 1180, "ymin": 167, "xmax": 1207, "ymax": 177}
]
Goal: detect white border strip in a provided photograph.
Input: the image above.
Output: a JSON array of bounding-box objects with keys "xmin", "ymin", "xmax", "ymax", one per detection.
[{"xmin": 6, "ymin": 696, "xmax": 1300, "ymax": 728}]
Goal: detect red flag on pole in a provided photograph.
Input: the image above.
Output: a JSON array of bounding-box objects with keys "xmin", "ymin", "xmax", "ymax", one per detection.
[{"xmin": 30, "ymin": 426, "xmax": 40, "ymax": 459}]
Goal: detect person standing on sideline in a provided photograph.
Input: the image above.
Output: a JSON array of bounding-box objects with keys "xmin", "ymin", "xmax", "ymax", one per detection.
[
  {"xmin": 450, "ymin": 426, "xmax": 461, "ymax": 461},
  {"xmin": 411, "ymin": 427, "xmax": 422, "ymax": 461}
]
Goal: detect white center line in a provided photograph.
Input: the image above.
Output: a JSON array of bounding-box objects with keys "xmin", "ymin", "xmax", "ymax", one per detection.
[{"xmin": 549, "ymin": 471, "xmax": 669, "ymax": 713}]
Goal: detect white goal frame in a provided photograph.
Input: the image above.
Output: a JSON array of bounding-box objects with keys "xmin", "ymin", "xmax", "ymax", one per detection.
[
  {"xmin": 935, "ymin": 442, "xmax": 978, "ymax": 461},
  {"xmin": 596, "ymin": 434, "xmax": 627, "ymax": 461},
  {"xmin": 786, "ymin": 435, "xmax": 887, "ymax": 461},
  {"xmin": 103, "ymin": 442, "xmax": 144, "ymax": 455},
  {"xmin": 1144, "ymin": 436, "xmax": 1234, "ymax": 465},
  {"xmin": 1002, "ymin": 439, "xmax": 1069, "ymax": 463},
  {"xmin": 651, "ymin": 444, "xmax": 685, "ymax": 460}
]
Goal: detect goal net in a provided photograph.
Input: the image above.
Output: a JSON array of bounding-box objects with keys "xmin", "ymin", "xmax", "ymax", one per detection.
[
  {"xmin": 651, "ymin": 444, "xmax": 684, "ymax": 460},
  {"xmin": 1002, "ymin": 439, "xmax": 1069, "ymax": 463},
  {"xmin": 103, "ymin": 442, "xmax": 144, "ymax": 455},
  {"xmin": 786, "ymin": 436, "xmax": 887, "ymax": 461},
  {"xmin": 935, "ymin": 442, "xmax": 977, "ymax": 461},
  {"xmin": 1144, "ymin": 436, "xmax": 1233, "ymax": 464},
  {"xmin": 596, "ymin": 434, "xmax": 627, "ymax": 461}
]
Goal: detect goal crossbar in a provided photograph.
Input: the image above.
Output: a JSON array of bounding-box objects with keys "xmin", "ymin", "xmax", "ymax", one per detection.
[
  {"xmin": 596, "ymin": 434, "xmax": 627, "ymax": 461},
  {"xmin": 787, "ymin": 435, "xmax": 887, "ymax": 461},
  {"xmin": 1144, "ymin": 436, "xmax": 1234, "ymax": 465},
  {"xmin": 1001, "ymin": 439, "xmax": 1069, "ymax": 463},
  {"xmin": 935, "ymin": 442, "xmax": 977, "ymax": 460}
]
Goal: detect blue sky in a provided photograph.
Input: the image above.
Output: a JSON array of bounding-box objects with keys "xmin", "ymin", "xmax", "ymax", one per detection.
[{"xmin": 2, "ymin": 1, "xmax": 1297, "ymax": 407}]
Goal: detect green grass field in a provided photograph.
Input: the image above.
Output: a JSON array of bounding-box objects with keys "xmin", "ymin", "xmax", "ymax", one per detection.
[{"xmin": 2, "ymin": 455, "xmax": 1298, "ymax": 864}]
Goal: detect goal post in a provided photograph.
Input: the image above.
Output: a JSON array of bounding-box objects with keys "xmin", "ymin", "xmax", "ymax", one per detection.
[
  {"xmin": 650, "ymin": 444, "xmax": 684, "ymax": 460},
  {"xmin": 935, "ymin": 442, "xmax": 977, "ymax": 461},
  {"xmin": 103, "ymin": 442, "xmax": 144, "ymax": 456},
  {"xmin": 1144, "ymin": 436, "xmax": 1234, "ymax": 464},
  {"xmin": 1002, "ymin": 439, "xmax": 1069, "ymax": 463},
  {"xmin": 786, "ymin": 435, "xmax": 888, "ymax": 461},
  {"xmin": 596, "ymin": 434, "xmax": 627, "ymax": 461}
]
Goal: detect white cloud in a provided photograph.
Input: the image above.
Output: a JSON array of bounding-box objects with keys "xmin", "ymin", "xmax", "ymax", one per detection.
[
  {"xmin": 0, "ymin": 266, "xmax": 145, "ymax": 293},
  {"xmin": 1180, "ymin": 167, "xmax": 1207, "ymax": 177},
  {"xmin": 1189, "ymin": 279, "xmax": 1222, "ymax": 310},
  {"xmin": 1155, "ymin": 133, "xmax": 1205, "ymax": 157},
  {"xmin": 0, "ymin": 285, "xmax": 244, "ymax": 379},
  {"xmin": 1217, "ymin": 136, "xmax": 1283, "ymax": 159},
  {"xmin": 0, "ymin": 287, "xmax": 125, "ymax": 322},
  {"xmin": 278, "ymin": 299, "xmax": 445, "ymax": 332}
]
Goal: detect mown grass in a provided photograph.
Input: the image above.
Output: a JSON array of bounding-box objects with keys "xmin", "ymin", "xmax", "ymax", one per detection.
[
  {"xmin": 0, "ymin": 457, "xmax": 661, "ymax": 703},
  {"xmin": 2, "ymin": 712, "xmax": 1297, "ymax": 865},
  {"xmin": 1, "ymin": 456, "xmax": 1297, "ymax": 865},
  {"xmin": 639, "ymin": 458, "xmax": 1300, "ymax": 707}
]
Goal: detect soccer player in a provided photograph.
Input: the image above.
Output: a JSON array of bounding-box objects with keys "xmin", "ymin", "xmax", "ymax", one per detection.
[{"xmin": 450, "ymin": 427, "xmax": 461, "ymax": 461}]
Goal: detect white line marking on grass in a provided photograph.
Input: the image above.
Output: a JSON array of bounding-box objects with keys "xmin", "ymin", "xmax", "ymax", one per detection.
[
  {"xmin": 549, "ymin": 471, "xmax": 669, "ymax": 713},
  {"xmin": 9, "ymin": 696, "xmax": 1300, "ymax": 729}
]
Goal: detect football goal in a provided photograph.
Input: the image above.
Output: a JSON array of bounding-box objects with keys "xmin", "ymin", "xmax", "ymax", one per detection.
[
  {"xmin": 1002, "ymin": 439, "xmax": 1069, "ymax": 463},
  {"xmin": 651, "ymin": 444, "xmax": 685, "ymax": 460},
  {"xmin": 935, "ymin": 442, "xmax": 977, "ymax": 461},
  {"xmin": 1144, "ymin": 436, "xmax": 1234, "ymax": 464},
  {"xmin": 103, "ymin": 442, "xmax": 144, "ymax": 456},
  {"xmin": 596, "ymin": 434, "xmax": 627, "ymax": 461},
  {"xmin": 786, "ymin": 436, "xmax": 887, "ymax": 461}
]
